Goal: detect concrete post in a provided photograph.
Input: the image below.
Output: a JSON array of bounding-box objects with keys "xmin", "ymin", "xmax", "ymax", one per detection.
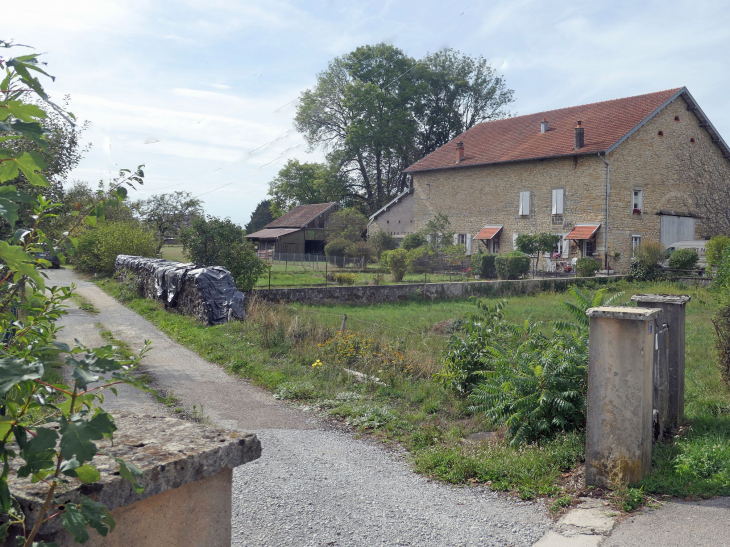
[
  {"xmin": 630, "ymin": 294, "xmax": 691, "ymax": 431},
  {"xmin": 585, "ymin": 306, "xmax": 661, "ymax": 488}
]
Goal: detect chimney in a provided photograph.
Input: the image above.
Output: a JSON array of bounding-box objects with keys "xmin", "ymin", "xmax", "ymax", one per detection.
[
  {"xmin": 540, "ymin": 118, "xmax": 548, "ymax": 133},
  {"xmin": 574, "ymin": 121, "xmax": 585, "ymax": 149},
  {"xmin": 456, "ymin": 141, "xmax": 465, "ymax": 162}
]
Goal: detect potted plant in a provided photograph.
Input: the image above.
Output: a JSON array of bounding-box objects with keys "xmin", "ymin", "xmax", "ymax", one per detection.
[{"xmin": 633, "ymin": 208, "xmax": 642, "ymax": 215}]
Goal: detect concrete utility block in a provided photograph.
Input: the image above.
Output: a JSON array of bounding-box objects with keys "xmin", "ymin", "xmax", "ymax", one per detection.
[
  {"xmin": 631, "ymin": 294, "xmax": 690, "ymax": 431},
  {"xmin": 5, "ymin": 412, "xmax": 261, "ymax": 546},
  {"xmin": 585, "ymin": 306, "xmax": 661, "ymax": 487}
]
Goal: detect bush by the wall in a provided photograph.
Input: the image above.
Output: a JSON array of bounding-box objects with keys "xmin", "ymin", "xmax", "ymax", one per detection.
[
  {"xmin": 370, "ymin": 231, "xmax": 398, "ymax": 257},
  {"xmin": 325, "ymin": 238, "xmax": 351, "ymax": 258},
  {"xmin": 401, "ymin": 233, "xmax": 427, "ymax": 251},
  {"xmin": 629, "ymin": 242, "xmax": 665, "ymax": 281},
  {"xmin": 715, "ymin": 243, "xmax": 730, "ymax": 288},
  {"xmin": 406, "ymin": 245, "xmax": 434, "ymax": 274},
  {"xmin": 74, "ymin": 221, "xmax": 160, "ymax": 274},
  {"xmin": 495, "ymin": 253, "xmax": 530, "ymax": 280},
  {"xmin": 345, "ymin": 240, "xmax": 375, "ymax": 264},
  {"xmin": 470, "ymin": 253, "xmax": 497, "ymax": 278},
  {"xmin": 387, "ymin": 248, "xmax": 408, "ymax": 282},
  {"xmin": 706, "ymin": 236, "xmax": 730, "ymax": 267},
  {"xmin": 575, "ymin": 257, "xmax": 601, "ymax": 277},
  {"xmin": 333, "ymin": 272, "xmax": 357, "ymax": 285},
  {"xmin": 668, "ymin": 248, "xmax": 699, "ymax": 270}
]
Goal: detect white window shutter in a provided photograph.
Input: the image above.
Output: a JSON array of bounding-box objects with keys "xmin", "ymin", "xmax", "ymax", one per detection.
[
  {"xmin": 453, "ymin": 234, "xmax": 459, "ymax": 245},
  {"xmin": 552, "ymin": 190, "xmax": 557, "ymax": 214},
  {"xmin": 513, "ymin": 233, "xmax": 519, "ymax": 250},
  {"xmin": 557, "ymin": 189, "xmax": 564, "ymax": 214},
  {"xmin": 466, "ymin": 234, "xmax": 472, "ymax": 255},
  {"xmin": 562, "ymin": 235, "xmax": 570, "ymax": 258},
  {"xmin": 524, "ymin": 192, "xmax": 530, "ymax": 215},
  {"xmin": 426, "ymin": 234, "xmax": 432, "ymax": 244}
]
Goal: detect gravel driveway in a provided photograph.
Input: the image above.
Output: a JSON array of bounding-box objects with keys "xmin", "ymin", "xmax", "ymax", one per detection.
[{"xmin": 49, "ymin": 268, "xmax": 551, "ymax": 546}]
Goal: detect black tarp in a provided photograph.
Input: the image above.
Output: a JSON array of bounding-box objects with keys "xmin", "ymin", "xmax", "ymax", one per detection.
[{"xmin": 115, "ymin": 255, "xmax": 246, "ymax": 325}]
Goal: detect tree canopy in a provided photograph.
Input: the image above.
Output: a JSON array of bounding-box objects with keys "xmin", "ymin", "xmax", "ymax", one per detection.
[
  {"xmin": 245, "ymin": 199, "xmax": 276, "ymax": 233},
  {"xmin": 294, "ymin": 44, "xmax": 513, "ymax": 214},
  {"xmin": 267, "ymin": 159, "xmax": 349, "ymax": 216},
  {"xmin": 137, "ymin": 191, "xmax": 203, "ymax": 245}
]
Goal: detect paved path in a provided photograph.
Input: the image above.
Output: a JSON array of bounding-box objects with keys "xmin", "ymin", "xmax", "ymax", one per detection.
[{"xmin": 49, "ymin": 268, "xmax": 550, "ymax": 546}]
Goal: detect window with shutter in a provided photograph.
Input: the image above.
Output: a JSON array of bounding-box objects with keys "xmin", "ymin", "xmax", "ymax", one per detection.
[
  {"xmin": 552, "ymin": 189, "xmax": 564, "ymax": 214},
  {"xmin": 632, "ymin": 190, "xmax": 643, "ymax": 213},
  {"xmin": 519, "ymin": 191, "xmax": 530, "ymax": 216}
]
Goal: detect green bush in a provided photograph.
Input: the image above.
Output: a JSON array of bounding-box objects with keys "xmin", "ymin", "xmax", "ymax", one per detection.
[
  {"xmin": 401, "ymin": 233, "xmax": 427, "ymax": 251},
  {"xmin": 629, "ymin": 242, "xmax": 665, "ymax": 281},
  {"xmin": 495, "ymin": 254, "xmax": 530, "ymax": 279},
  {"xmin": 387, "ymin": 248, "xmax": 408, "ymax": 282},
  {"xmin": 345, "ymin": 240, "xmax": 375, "ymax": 264},
  {"xmin": 324, "ymin": 238, "xmax": 351, "ymax": 257},
  {"xmin": 333, "ymin": 272, "xmax": 357, "ymax": 285},
  {"xmin": 370, "ymin": 231, "xmax": 398, "ymax": 256},
  {"xmin": 668, "ymin": 248, "xmax": 699, "ymax": 270},
  {"xmin": 406, "ymin": 245, "xmax": 434, "ymax": 273},
  {"xmin": 706, "ymin": 236, "xmax": 730, "ymax": 267},
  {"xmin": 470, "ymin": 253, "xmax": 496, "ymax": 278},
  {"xmin": 715, "ymin": 245, "xmax": 730, "ymax": 289},
  {"xmin": 74, "ymin": 221, "xmax": 160, "ymax": 274},
  {"xmin": 575, "ymin": 257, "xmax": 601, "ymax": 277},
  {"xmin": 380, "ymin": 249, "xmax": 392, "ymax": 269}
]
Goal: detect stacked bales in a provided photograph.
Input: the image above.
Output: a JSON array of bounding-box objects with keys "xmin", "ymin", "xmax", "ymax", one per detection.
[{"xmin": 115, "ymin": 255, "xmax": 245, "ymax": 325}]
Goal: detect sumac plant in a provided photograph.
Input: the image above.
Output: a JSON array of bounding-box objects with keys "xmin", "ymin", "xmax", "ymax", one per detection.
[{"xmin": 1, "ymin": 40, "xmax": 151, "ymax": 545}]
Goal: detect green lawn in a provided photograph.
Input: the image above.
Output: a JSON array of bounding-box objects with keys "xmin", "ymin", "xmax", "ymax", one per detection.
[
  {"xmin": 160, "ymin": 245, "xmax": 186, "ymax": 262},
  {"xmin": 93, "ymin": 275, "xmax": 730, "ymax": 506}
]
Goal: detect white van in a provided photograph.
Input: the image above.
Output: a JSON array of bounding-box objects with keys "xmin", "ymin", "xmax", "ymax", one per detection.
[{"xmin": 664, "ymin": 240, "xmax": 707, "ymax": 269}]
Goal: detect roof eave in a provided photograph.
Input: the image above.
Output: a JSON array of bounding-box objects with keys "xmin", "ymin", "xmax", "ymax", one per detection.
[{"xmin": 368, "ymin": 188, "xmax": 413, "ymax": 221}]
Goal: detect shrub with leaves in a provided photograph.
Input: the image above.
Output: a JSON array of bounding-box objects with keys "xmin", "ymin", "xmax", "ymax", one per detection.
[
  {"xmin": 401, "ymin": 233, "xmax": 427, "ymax": 251},
  {"xmin": 706, "ymin": 236, "xmax": 730, "ymax": 267},
  {"xmin": 387, "ymin": 248, "xmax": 407, "ymax": 282},
  {"xmin": 630, "ymin": 243, "xmax": 664, "ymax": 281},
  {"xmin": 575, "ymin": 257, "xmax": 600, "ymax": 277},
  {"xmin": 562, "ymin": 286, "xmax": 626, "ymax": 327},
  {"xmin": 470, "ymin": 252, "xmax": 496, "ymax": 278},
  {"xmin": 668, "ymin": 248, "xmax": 699, "ymax": 270},
  {"xmin": 324, "ymin": 238, "xmax": 350, "ymax": 258},
  {"xmin": 333, "ymin": 272, "xmax": 357, "ymax": 285},
  {"xmin": 74, "ymin": 221, "xmax": 160, "ymax": 274},
  {"xmin": 406, "ymin": 245, "xmax": 434, "ymax": 274},
  {"xmin": 369, "ymin": 231, "xmax": 397, "ymax": 257},
  {"xmin": 495, "ymin": 253, "xmax": 530, "ymax": 279}
]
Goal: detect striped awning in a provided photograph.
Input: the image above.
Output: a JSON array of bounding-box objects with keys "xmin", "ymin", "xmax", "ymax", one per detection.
[
  {"xmin": 474, "ymin": 225, "xmax": 503, "ymax": 240},
  {"xmin": 565, "ymin": 224, "xmax": 600, "ymax": 240}
]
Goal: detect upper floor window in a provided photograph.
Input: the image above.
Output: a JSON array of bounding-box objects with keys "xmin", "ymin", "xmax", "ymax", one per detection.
[
  {"xmin": 519, "ymin": 191, "xmax": 530, "ymax": 216},
  {"xmin": 633, "ymin": 189, "xmax": 643, "ymax": 214},
  {"xmin": 552, "ymin": 189, "xmax": 564, "ymax": 215}
]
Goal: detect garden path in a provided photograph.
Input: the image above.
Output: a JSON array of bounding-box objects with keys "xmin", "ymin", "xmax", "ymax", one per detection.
[{"xmin": 48, "ymin": 268, "xmax": 550, "ymax": 546}]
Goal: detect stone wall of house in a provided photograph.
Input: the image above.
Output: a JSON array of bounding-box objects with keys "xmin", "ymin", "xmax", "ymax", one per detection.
[
  {"xmin": 411, "ymin": 95, "xmax": 730, "ymax": 272},
  {"xmin": 253, "ymin": 276, "xmax": 619, "ymax": 304},
  {"xmin": 367, "ymin": 191, "xmax": 416, "ymax": 244}
]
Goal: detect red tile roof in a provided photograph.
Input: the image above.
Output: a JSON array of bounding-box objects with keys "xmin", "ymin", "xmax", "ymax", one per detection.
[
  {"xmin": 475, "ymin": 226, "xmax": 503, "ymax": 240},
  {"xmin": 265, "ymin": 202, "xmax": 337, "ymax": 229},
  {"xmin": 566, "ymin": 224, "xmax": 600, "ymax": 240},
  {"xmin": 405, "ymin": 88, "xmax": 684, "ymax": 173},
  {"xmin": 245, "ymin": 228, "xmax": 300, "ymax": 239}
]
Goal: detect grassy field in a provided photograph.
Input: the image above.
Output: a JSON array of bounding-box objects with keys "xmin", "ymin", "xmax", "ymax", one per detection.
[
  {"xmin": 160, "ymin": 245, "xmax": 186, "ymax": 262},
  {"xmin": 93, "ymin": 275, "xmax": 730, "ymax": 508}
]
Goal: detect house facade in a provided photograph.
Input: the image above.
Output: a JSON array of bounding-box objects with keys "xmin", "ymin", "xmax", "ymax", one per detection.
[
  {"xmin": 366, "ymin": 188, "xmax": 415, "ymax": 244},
  {"xmin": 245, "ymin": 202, "xmax": 338, "ymax": 256},
  {"xmin": 405, "ymin": 88, "xmax": 730, "ymax": 272}
]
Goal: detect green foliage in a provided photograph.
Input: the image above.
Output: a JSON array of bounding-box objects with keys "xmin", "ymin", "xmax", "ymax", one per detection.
[
  {"xmin": 401, "ymin": 232, "xmax": 427, "ymax": 251},
  {"xmin": 137, "ymin": 191, "xmax": 203, "ymax": 244},
  {"xmin": 406, "ymin": 245, "xmax": 434, "ymax": 274},
  {"xmin": 326, "ymin": 208, "xmax": 368, "ymax": 243},
  {"xmin": 423, "ymin": 213, "xmax": 453, "ymax": 251},
  {"xmin": 495, "ymin": 254, "xmax": 530, "ymax": 280},
  {"xmin": 387, "ymin": 248, "xmax": 408, "ymax": 282},
  {"xmin": 324, "ymin": 238, "xmax": 351, "ymax": 257},
  {"xmin": 245, "ymin": 199, "xmax": 275, "ymax": 233},
  {"xmin": 575, "ymin": 257, "xmax": 601, "ymax": 277},
  {"xmin": 562, "ymin": 286, "xmax": 625, "ymax": 327},
  {"xmin": 369, "ymin": 231, "xmax": 398, "ymax": 257},
  {"xmin": 345, "ymin": 240, "xmax": 375, "ymax": 264},
  {"xmin": 267, "ymin": 159, "xmax": 348, "ymax": 216},
  {"xmin": 179, "ymin": 215, "xmax": 268, "ymax": 291},
  {"xmin": 470, "ymin": 252, "xmax": 496, "ymax": 278},
  {"xmin": 74, "ymin": 221, "xmax": 160, "ymax": 274},
  {"xmin": 333, "ymin": 272, "xmax": 357, "ymax": 285},
  {"xmin": 668, "ymin": 248, "xmax": 699, "ymax": 270},
  {"xmin": 715, "ymin": 244, "xmax": 730, "ymax": 288},
  {"xmin": 712, "ymin": 297, "xmax": 730, "ymax": 390},
  {"xmin": 630, "ymin": 242, "xmax": 665, "ymax": 281},
  {"xmin": 706, "ymin": 236, "xmax": 730, "ymax": 267}
]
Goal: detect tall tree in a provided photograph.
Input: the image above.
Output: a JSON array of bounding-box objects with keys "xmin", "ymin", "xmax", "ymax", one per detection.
[
  {"xmin": 267, "ymin": 159, "xmax": 349, "ymax": 215},
  {"xmin": 245, "ymin": 199, "xmax": 276, "ymax": 233},
  {"xmin": 137, "ymin": 191, "xmax": 203, "ymax": 246}
]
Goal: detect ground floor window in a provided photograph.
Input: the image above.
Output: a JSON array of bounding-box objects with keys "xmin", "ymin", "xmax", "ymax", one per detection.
[
  {"xmin": 581, "ymin": 238, "xmax": 595, "ymax": 257},
  {"xmin": 632, "ymin": 234, "xmax": 642, "ymax": 256}
]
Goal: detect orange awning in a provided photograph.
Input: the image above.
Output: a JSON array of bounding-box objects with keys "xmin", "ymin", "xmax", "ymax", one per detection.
[
  {"xmin": 565, "ymin": 224, "xmax": 600, "ymax": 240},
  {"xmin": 475, "ymin": 225, "xmax": 503, "ymax": 240}
]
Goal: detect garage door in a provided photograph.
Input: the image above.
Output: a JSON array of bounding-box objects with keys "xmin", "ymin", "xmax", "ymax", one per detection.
[{"xmin": 660, "ymin": 215, "xmax": 695, "ymax": 247}]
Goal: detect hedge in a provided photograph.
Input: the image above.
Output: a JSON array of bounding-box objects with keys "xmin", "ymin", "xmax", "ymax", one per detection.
[
  {"xmin": 495, "ymin": 255, "xmax": 530, "ymax": 280},
  {"xmin": 470, "ymin": 253, "xmax": 497, "ymax": 278}
]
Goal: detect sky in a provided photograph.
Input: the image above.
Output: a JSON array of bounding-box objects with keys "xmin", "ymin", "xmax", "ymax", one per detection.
[{"xmin": 6, "ymin": 0, "xmax": 730, "ymax": 226}]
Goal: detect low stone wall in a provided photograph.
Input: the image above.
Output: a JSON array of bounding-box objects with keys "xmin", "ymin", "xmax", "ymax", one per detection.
[{"xmin": 252, "ymin": 276, "xmax": 624, "ymax": 304}]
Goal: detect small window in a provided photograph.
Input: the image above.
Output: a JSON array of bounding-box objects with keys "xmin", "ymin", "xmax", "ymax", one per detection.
[
  {"xmin": 632, "ymin": 190, "xmax": 643, "ymax": 213},
  {"xmin": 519, "ymin": 191, "xmax": 530, "ymax": 216},
  {"xmin": 552, "ymin": 189, "xmax": 564, "ymax": 215},
  {"xmin": 457, "ymin": 233, "xmax": 467, "ymax": 245},
  {"xmin": 632, "ymin": 235, "xmax": 642, "ymax": 256}
]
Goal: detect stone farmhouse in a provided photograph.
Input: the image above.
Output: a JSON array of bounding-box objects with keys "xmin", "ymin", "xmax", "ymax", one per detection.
[
  {"xmin": 366, "ymin": 188, "xmax": 415, "ymax": 244},
  {"xmin": 246, "ymin": 202, "xmax": 338, "ymax": 256},
  {"xmin": 403, "ymin": 87, "xmax": 730, "ymax": 271}
]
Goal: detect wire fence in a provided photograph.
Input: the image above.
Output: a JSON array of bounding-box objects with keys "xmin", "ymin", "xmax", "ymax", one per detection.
[{"xmin": 257, "ymin": 252, "xmax": 367, "ymax": 270}]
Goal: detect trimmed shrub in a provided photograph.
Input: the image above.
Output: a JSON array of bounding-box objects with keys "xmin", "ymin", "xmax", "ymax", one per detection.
[
  {"xmin": 401, "ymin": 233, "xmax": 427, "ymax": 251},
  {"xmin": 470, "ymin": 253, "xmax": 496, "ymax": 278},
  {"xmin": 668, "ymin": 248, "xmax": 699, "ymax": 270},
  {"xmin": 495, "ymin": 253, "xmax": 530, "ymax": 280},
  {"xmin": 333, "ymin": 272, "xmax": 357, "ymax": 285},
  {"xmin": 380, "ymin": 250, "xmax": 392, "ymax": 270},
  {"xmin": 370, "ymin": 231, "xmax": 398, "ymax": 257},
  {"xmin": 324, "ymin": 238, "xmax": 351, "ymax": 258},
  {"xmin": 706, "ymin": 236, "xmax": 730, "ymax": 267},
  {"xmin": 74, "ymin": 221, "xmax": 159, "ymax": 274},
  {"xmin": 345, "ymin": 240, "xmax": 376, "ymax": 264},
  {"xmin": 387, "ymin": 248, "xmax": 408, "ymax": 282},
  {"xmin": 629, "ymin": 242, "xmax": 664, "ymax": 281},
  {"xmin": 575, "ymin": 257, "xmax": 600, "ymax": 277},
  {"xmin": 406, "ymin": 245, "xmax": 434, "ymax": 274}
]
